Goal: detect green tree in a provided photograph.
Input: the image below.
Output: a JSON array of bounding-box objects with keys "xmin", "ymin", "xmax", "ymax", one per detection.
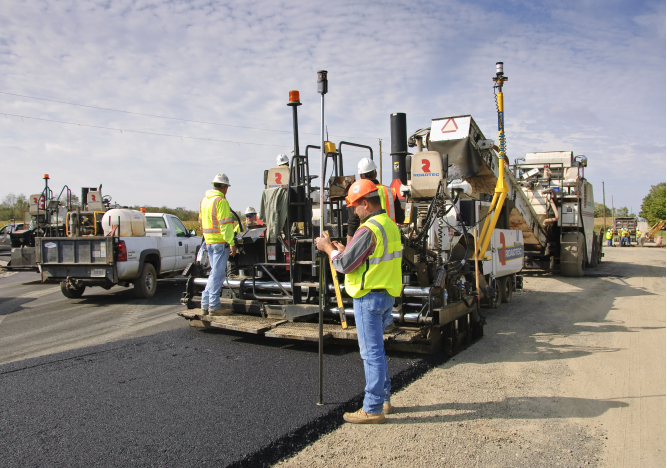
[
  {"xmin": 614, "ymin": 206, "xmax": 629, "ymax": 217},
  {"xmin": 639, "ymin": 182, "xmax": 666, "ymax": 225},
  {"xmin": 594, "ymin": 203, "xmax": 612, "ymax": 218}
]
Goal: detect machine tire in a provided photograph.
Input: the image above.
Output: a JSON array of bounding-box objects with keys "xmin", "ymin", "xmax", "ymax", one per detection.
[
  {"xmin": 134, "ymin": 263, "xmax": 157, "ymax": 299},
  {"xmin": 500, "ymin": 276, "xmax": 513, "ymax": 303},
  {"xmin": 587, "ymin": 234, "xmax": 599, "ymax": 268},
  {"xmin": 60, "ymin": 281, "xmax": 85, "ymax": 298},
  {"xmin": 561, "ymin": 232, "xmax": 585, "ymax": 277},
  {"xmin": 487, "ymin": 278, "xmax": 501, "ymax": 308}
]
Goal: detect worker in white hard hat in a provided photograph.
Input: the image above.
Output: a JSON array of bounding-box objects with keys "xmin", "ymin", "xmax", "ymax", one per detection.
[
  {"xmin": 244, "ymin": 206, "xmax": 264, "ymax": 231},
  {"xmin": 605, "ymin": 228, "xmax": 613, "ymax": 247},
  {"xmin": 277, "ymin": 154, "xmax": 289, "ymax": 167},
  {"xmin": 198, "ymin": 173, "xmax": 237, "ymax": 316},
  {"xmin": 346, "ymin": 157, "xmax": 404, "ymax": 243}
]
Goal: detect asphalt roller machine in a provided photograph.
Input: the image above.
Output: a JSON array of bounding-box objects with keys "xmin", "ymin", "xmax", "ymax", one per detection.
[{"xmin": 180, "ymin": 82, "xmax": 524, "ymax": 355}]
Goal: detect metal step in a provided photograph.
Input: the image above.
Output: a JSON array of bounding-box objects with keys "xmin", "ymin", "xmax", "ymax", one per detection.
[
  {"xmin": 264, "ymin": 322, "xmax": 339, "ymax": 341},
  {"xmin": 293, "ymin": 282, "xmax": 318, "ymax": 287},
  {"xmin": 201, "ymin": 314, "xmax": 287, "ymax": 334}
]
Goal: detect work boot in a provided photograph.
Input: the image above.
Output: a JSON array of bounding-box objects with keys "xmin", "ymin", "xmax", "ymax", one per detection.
[
  {"xmin": 384, "ymin": 323, "xmax": 397, "ymax": 334},
  {"xmin": 198, "ymin": 308, "xmax": 209, "ymax": 316},
  {"xmin": 343, "ymin": 408, "xmax": 386, "ymax": 424},
  {"xmin": 208, "ymin": 308, "xmax": 233, "ymax": 316},
  {"xmin": 383, "ymin": 403, "xmax": 393, "ymax": 415}
]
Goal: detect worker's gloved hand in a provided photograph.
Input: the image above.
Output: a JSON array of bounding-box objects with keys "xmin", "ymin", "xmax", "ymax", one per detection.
[{"xmin": 230, "ymin": 245, "xmax": 238, "ymax": 257}]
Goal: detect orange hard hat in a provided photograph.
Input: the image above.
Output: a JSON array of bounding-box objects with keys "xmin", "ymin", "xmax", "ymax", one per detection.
[{"xmin": 345, "ymin": 179, "xmax": 378, "ymax": 207}]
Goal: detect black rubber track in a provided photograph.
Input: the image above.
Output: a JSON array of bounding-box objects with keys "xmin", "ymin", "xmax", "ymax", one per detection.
[{"xmin": 0, "ymin": 327, "xmax": 446, "ymax": 467}]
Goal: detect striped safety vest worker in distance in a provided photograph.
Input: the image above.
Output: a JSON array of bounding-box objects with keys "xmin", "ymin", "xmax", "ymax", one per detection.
[
  {"xmin": 199, "ymin": 189, "xmax": 235, "ymax": 245},
  {"xmin": 345, "ymin": 212, "xmax": 402, "ymax": 298},
  {"xmin": 376, "ymin": 184, "xmax": 397, "ymax": 222},
  {"xmin": 606, "ymin": 230, "xmax": 613, "ymax": 239}
]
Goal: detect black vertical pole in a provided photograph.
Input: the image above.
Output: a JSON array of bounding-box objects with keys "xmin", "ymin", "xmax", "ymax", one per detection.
[
  {"xmin": 317, "ymin": 70, "xmax": 328, "ymax": 406},
  {"xmin": 390, "ymin": 113, "xmax": 408, "ymax": 197}
]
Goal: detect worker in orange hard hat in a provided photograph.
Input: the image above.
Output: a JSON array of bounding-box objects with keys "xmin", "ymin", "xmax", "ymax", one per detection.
[
  {"xmin": 346, "ymin": 158, "xmax": 404, "ymax": 243},
  {"xmin": 316, "ymin": 178, "xmax": 402, "ymax": 425}
]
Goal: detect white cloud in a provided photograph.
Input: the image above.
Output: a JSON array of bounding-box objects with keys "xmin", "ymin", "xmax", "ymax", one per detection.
[{"xmin": 0, "ymin": 0, "xmax": 664, "ymax": 214}]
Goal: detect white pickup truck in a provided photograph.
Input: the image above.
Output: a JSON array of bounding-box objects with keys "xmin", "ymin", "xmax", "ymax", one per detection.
[{"xmin": 36, "ymin": 213, "xmax": 202, "ymax": 299}]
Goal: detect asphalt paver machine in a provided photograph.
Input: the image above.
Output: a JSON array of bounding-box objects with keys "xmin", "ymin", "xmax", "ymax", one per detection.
[{"xmin": 180, "ymin": 69, "xmax": 531, "ymax": 355}]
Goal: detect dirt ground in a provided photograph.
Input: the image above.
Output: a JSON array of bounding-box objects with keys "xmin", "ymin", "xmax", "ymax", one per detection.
[{"xmin": 275, "ymin": 247, "xmax": 665, "ymax": 468}]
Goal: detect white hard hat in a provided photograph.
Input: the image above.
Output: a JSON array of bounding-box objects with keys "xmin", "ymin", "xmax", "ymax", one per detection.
[
  {"xmin": 358, "ymin": 157, "xmax": 377, "ymax": 175},
  {"xmin": 277, "ymin": 154, "xmax": 289, "ymax": 166},
  {"xmin": 211, "ymin": 173, "xmax": 231, "ymax": 186},
  {"xmin": 245, "ymin": 206, "xmax": 257, "ymax": 215}
]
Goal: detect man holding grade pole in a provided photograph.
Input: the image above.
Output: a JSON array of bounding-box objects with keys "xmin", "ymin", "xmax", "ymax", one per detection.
[{"xmin": 316, "ymin": 179, "xmax": 402, "ymax": 424}]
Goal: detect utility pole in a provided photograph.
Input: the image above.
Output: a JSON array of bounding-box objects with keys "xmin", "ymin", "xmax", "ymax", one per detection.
[
  {"xmin": 378, "ymin": 139, "xmax": 383, "ymax": 184},
  {"xmin": 602, "ymin": 181, "xmax": 606, "ymax": 231}
]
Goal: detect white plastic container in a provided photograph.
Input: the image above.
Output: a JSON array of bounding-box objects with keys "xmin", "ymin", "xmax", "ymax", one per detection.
[{"xmin": 102, "ymin": 209, "xmax": 147, "ymax": 237}]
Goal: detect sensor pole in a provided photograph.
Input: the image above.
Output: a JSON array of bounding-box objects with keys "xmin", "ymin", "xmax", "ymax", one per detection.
[{"xmin": 317, "ymin": 70, "xmax": 328, "ymax": 406}]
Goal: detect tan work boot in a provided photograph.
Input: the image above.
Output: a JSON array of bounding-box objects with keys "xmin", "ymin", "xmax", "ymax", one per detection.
[
  {"xmin": 383, "ymin": 403, "xmax": 393, "ymax": 415},
  {"xmin": 343, "ymin": 408, "xmax": 386, "ymax": 424},
  {"xmin": 384, "ymin": 323, "xmax": 397, "ymax": 334},
  {"xmin": 208, "ymin": 308, "xmax": 233, "ymax": 316},
  {"xmin": 198, "ymin": 308, "xmax": 209, "ymax": 316}
]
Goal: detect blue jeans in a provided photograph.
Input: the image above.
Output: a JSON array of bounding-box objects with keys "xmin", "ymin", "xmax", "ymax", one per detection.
[
  {"xmin": 607, "ymin": 239, "xmax": 612, "ymax": 247},
  {"xmin": 354, "ymin": 291, "xmax": 395, "ymax": 414},
  {"xmin": 201, "ymin": 243, "xmax": 229, "ymax": 311}
]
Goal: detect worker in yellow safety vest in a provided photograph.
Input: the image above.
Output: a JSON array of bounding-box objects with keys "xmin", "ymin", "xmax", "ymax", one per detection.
[
  {"xmin": 346, "ymin": 157, "xmax": 404, "ymax": 242},
  {"xmin": 605, "ymin": 228, "xmax": 613, "ymax": 247},
  {"xmin": 636, "ymin": 229, "xmax": 642, "ymax": 245},
  {"xmin": 198, "ymin": 173, "xmax": 237, "ymax": 315},
  {"xmin": 621, "ymin": 228, "xmax": 629, "ymax": 247},
  {"xmin": 316, "ymin": 179, "xmax": 402, "ymax": 425}
]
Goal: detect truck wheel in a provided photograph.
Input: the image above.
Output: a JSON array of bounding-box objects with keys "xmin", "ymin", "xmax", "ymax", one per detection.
[
  {"xmin": 500, "ymin": 276, "xmax": 513, "ymax": 303},
  {"xmin": 60, "ymin": 281, "xmax": 86, "ymax": 299},
  {"xmin": 134, "ymin": 263, "xmax": 157, "ymax": 299},
  {"xmin": 561, "ymin": 232, "xmax": 585, "ymax": 277}
]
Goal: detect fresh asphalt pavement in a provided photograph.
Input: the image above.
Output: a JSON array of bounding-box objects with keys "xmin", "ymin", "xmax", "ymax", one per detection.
[{"xmin": 0, "ymin": 268, "xmax": 435, "ymax": 467}]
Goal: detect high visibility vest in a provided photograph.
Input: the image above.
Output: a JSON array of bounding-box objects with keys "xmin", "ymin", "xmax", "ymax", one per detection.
[
  {"xmin": 344, "ymin": 212, "xmax": 402, "ymax": 298},
  {"xmin": 637, "ymin": 230, "xmax": 641, "ymax": 237},
  {"xmin": 605, "ymin": 230, "xmax": 613, "ymax": 239},
  {"xmin": 376, "ymin": 184, "xmax": 396, "ymax": 222},
  {"xmin": 199, "ymin": 189, "xmax": 235, "ymax": 246}
]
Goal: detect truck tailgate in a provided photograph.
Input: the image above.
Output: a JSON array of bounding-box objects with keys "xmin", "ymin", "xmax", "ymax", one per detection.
[{"xmin": 36, "ymin": 237, "xmax": 116, "ymax": 283}]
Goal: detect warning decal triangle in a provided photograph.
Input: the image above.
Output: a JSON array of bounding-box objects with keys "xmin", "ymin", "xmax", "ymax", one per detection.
[{"xmin": 441, "ymin": 118, "xmax": 458, "ymax": 133}]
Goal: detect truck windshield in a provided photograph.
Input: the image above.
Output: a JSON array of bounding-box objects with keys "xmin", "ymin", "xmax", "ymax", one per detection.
[{"xmin": 146, "ymin": 217, "xmax": 167, "ymax": 229}]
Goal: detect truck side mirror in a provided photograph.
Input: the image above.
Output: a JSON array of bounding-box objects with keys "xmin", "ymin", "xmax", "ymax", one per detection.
[{"xmin": 190, "ymin": 230, "xmax": 197, "ymax": 237}]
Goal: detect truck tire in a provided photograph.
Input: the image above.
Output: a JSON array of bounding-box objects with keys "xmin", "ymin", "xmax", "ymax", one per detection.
[
  {"xmin": 134, "ymin": 263, "xmax": 157, "ymax": 299},
  {"xmin": 561, "ymin": 232, "xmax": 585, "ymax": 277},
  {"xmin": 500, "ymin": 276, "xmax": 513, "ymax": 303},
  {"xmin": 60, "ymin": 281, "xmax": 86, "ymax": 299}
]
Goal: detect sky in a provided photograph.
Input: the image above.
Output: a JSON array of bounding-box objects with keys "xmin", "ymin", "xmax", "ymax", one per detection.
[{"xmin": 0, "ymin": 0, "xmax": 664, "ymax": 216}]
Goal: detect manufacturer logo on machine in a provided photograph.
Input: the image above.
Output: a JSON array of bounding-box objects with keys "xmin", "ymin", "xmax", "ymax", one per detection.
[
  {"xmin": 414, "ymin": 159, "xmax": 439, "ymax": 177},
  {"xmin": 275, "ymin": 173, "xmax": 282, "ymax": 184},
  {"xmin": 44, "ymin": 242, "xmax": 57, "ymax": 249},
  {"xmin": 498, "ymin": 232, "xmax": 524, "ymax": 266}
]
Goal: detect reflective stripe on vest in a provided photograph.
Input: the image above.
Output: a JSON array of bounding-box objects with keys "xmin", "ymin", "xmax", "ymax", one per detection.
[
  {"xmin": 200, "ymin": 194, "xmax": 231, "ymax": 243},
  {"xmin": 344, "ymin": 212, "xmax": 402, "ymax": 298},
  {"xmin": 376, "ymin": 185, "xmax": 396, "ymax": 222}
]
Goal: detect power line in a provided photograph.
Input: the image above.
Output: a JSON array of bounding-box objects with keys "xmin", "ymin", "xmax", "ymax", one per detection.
[
  {"xmin": 0, "ymin": 91, "xmax": 384, "ymax": 141},
  {"xmin": 0, "ymin": 112, "xmax": 292, "ymax": 148},
  {"xmin": 0, "ymin": 112, "xmax": 378, "ymax": 154}
]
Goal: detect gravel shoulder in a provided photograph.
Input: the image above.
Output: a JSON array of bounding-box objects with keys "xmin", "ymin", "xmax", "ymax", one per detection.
[{"xmin": 275, "ymin": 247, "xmax": 665, "ymax": 468}]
